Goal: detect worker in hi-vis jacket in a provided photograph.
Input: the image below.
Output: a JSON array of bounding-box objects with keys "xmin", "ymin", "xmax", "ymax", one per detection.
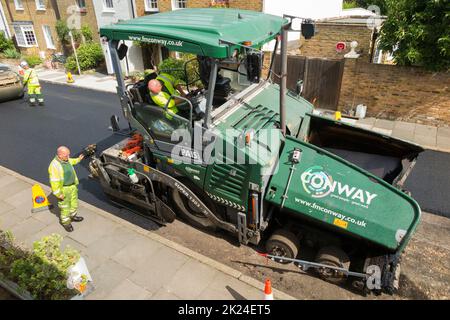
[{"xmin": 48, "ymin": 146, "xmax": 84, "ymax": 232}]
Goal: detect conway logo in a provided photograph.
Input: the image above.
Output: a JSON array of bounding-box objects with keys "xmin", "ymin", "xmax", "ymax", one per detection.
[{"xmin": 301, "ymin": 166, "xmax": 378, "ymax": 207}]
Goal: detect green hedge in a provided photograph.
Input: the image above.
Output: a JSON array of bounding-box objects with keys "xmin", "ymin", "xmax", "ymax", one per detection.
[
  {"xmin": 24, "ymin": 55, "xmax": 42, "ymax": 68},
  {"xmin": 65, "ymin": 42, "xmax": 104, "ymax": 72},
  {"xmin": 0, "ymin": 31, "xmax": 14, "ymax": 53}
]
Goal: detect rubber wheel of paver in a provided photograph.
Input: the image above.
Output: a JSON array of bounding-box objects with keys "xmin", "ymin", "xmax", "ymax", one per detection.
[
  {"xmin": 315, "ymin": 246, "xmax": 351, "ymax": 285},
  {"xmin": 265, "ymin": 229, "xmax": 300, "ymax": 264},
  {"xmin": 171, "ymin": 180, "xmax": 220, "ymax": 231}
]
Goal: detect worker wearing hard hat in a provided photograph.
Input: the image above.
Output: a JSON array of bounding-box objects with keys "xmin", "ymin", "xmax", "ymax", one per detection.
[
  {"xmin": 48, "ymin": 146, "xmax": 84, "ymax": 232},
  {"xmin": 20, "ymin": 61, "xmax": 44, "ymax": 106}
]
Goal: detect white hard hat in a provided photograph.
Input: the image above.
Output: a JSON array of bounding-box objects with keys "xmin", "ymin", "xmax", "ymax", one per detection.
[{"xmin": 20, "ymin": 61, "xmax": 28, "ymax": 68}]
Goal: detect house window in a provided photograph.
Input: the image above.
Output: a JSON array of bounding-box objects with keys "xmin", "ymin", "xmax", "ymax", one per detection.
[
  {"xmin": 77, "ymin": 0, "xmax": 87, "ymax": 9},
  {"xmin": 13, "ymin": 24, "xmax": 37, "ymax": 47},
  {"xmin": 35, "ymin": 0, "xmax": 45, "ymax": 10},
  {"xmin": 14, "ymin": 0, "xmax": 24, "ymax": 10},
  {"xmin": 145, "ymin": 0, "xmax": 158, "ymax": 12},
  {"xmin": 42, "ymin": 25, "xmax": 55, "ymax": 49},
  {"xmin": 103, "ymin": 0, "xmax": 114, "ymax": 11},
  {"xmin": 172, "ymin": 0, "xmax": 186, "ymax": 10}
]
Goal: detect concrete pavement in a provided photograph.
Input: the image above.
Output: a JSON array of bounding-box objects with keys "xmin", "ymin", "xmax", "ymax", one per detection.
[
  {"xmin": 36, "ymin": 68, "xmax": 118, "ymax": 93},
  {"xmin": 0, "ymin": 165, "xmax": 294, "ymax": 300}
]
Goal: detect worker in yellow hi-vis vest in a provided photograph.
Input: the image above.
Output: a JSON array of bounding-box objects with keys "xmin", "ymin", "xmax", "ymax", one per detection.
[
  {"xmin": 148, "ymin": 73, "xmax": 190, "ymax": 120},
  {"xmin": 48, "ymin": 146, "xmax": 84, "ymax": 232},
  {"xmin": 20, "ymin": 61, "xmax": 44, "ymax": 106}
]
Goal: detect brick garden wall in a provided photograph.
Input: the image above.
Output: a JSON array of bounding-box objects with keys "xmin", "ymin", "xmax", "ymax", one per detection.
[
  {"xmin": 340, "ymin": 58, "xmax": 450, "ymax": 125},
  {"xmin": 298, "ymin": 23, "xmax": 373, "ymax": 61}
]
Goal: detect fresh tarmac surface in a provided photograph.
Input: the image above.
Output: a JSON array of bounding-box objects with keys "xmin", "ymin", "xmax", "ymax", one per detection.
[{"xmin": 0, "ymin": 82, "xmax": 448, "ymax": 219}]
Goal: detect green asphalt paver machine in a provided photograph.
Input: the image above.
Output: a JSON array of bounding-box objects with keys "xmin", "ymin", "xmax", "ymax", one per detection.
[{"xmin": 87, "ymin": 8, "xmax": 424, "ymax": 294}]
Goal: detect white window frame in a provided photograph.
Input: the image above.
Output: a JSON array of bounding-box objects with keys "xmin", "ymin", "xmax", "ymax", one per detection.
[
  {"xmin": 77, "ymin": 0, "xmax": 87, "ymax": 10},
  {"xmin": 14, "ymin": 0, "xmax": 24, "ymax": 10},
  {"xmin": 35, "ymin": 0, "xmax": 45, "ymax": 11},
  {"xmin": 42, "ymin": 25, "xmax": 55, "ymax": 49},
  {"xmin": 102, "ymin": 0, "xmax": 114, "ymax": 12},
  {"xmin": 145, "ymin": 0, "xmax": 159, "ymax": 12},
  {"xmin": 13, "ymin": 24, "xmax": 38, "ymax": 48},
  {"xmin": 171, "ymin": 0, "xmax": 186, "ymax": 10}
]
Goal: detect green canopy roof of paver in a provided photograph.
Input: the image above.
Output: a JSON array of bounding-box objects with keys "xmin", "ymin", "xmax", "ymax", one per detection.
[{"xmin": 99, "ymin": 8, "xmax": 288, "ymax": 58}]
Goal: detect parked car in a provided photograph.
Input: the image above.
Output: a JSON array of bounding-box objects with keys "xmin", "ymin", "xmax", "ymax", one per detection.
[{"xmin": 0, "ymin": 64, "xmax": 23, "ymax": 102}]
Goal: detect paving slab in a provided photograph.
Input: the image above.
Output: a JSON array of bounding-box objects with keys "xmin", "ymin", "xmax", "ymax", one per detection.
[
  {"xmin": 31, "ymin": 209, "xmax": 59, "ymax": 226},
  {"xmin": 68, "ymin": 213, "xmax": 121, "ymax": 247},
  {"xmin": 150, "ymin": 287, "xmax": 182, "ymax": 300},
  {"xmin": 413, "ymin": 134, "xmax": 437, "ymax": 148},
  {"xmin": 357, "ymin": 117, "xmax": 376, "ymax": 126},
  {"xmin": 371, "ymin": 127, "xmax": 393, "ymax": 136},
  {"xmin": 23, "ymin": 221, "xmax": 69, "ymax": 248},
  {"xmin": 0, "ymin": 180, "xmax": 30, "ymax": 201},
  {"xmin": 0, "ymin": 175, "xmax": 18, "ymax": 189},
  {"xmin": 86, "ymin": 259, "xmax": 133, "ymax": 300},
  {"xmin": 3, "ymin": 187, "xmax": 31, "ymax": 208},
  {"xmin": 0, "ymin": 201, "xmax": 15, "ymax": 216},
  {"xmin": 394, "ymin": 121, "xmax": 416, "ymax": 132},
  {"xmin": 5, "ymin": 202, "xmax": 33, "ymax": 220},
  {"xmin": 197, "ymin": 272, "xmax": 262, "ymax": 300},
  {"xmin": 391, "ymin": 129, "xmax": 415, "ymax": 142},
  {"xmin": 112, "ymin": 236, "xmax": 164, "ymax": 271},
  {"xmin": 436, "ymin": 136, "xmax": 450, "ymax": 151},
  {"xmin": 374, "ymin": 119, "xmax": 395, "ymax": 130},
  {"xmin": 437, "ymin": 127, "xmax": 450, "ymax": 138},
  {"xmin": 165, "ymin": 259, "xmax": 218, "ymax": 299},
  {"xmin": 102, "ymin": 279, "xmax": 152, "ymax": 300},
  {"xmin": 129, "ymin": 246, "xmax": 189, "ymax": 294},
  {"xmin": 415, "ymin": 124, "xmax": 438, "ymax": 137},
  {"xmin": 0, "ymin": 211, "xmax": 28, "ymax": 230},
  {"xmin": 9, "ymin": 217, "xmax": 47, "ymax": 245}
]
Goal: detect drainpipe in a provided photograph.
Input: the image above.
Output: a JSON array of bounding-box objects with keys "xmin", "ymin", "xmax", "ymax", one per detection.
[{"xmin": 279, "ymin": 25, "xmax": 289, "ymax": 137}]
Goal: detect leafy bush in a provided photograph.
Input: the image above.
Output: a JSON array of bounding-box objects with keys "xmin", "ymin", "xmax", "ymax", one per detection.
[
  {"xmin": 3, "ymin": 48, "xmax": 21, "ymax": 59},
  {"xmin": 158, "ymin": 53, "xmax": 202, "ymax": 88},
  {"xmin": 55, "ymin": 20, "xmax": 70, "ymax": 44},
  {"xmin": 0, "ymin": 232, "xmax": 80, "ymax": 300},
  {"xmin": 65, "ymin": 42, "xmax": 104, "ymax": 72},
  {"xmin": 0, "ymin": 31, "xmax": 15, "ymax": 53},
  {"xmin": 24, "ymin": 55, "xmax": 42, "ymax": 67},
  {"xmin": 81, "ymin": 25, "xmax": 93, "ymax": 42}
]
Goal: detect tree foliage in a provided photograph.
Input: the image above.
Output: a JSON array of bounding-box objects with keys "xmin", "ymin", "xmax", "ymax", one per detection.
[
  {"xmin": 0, "ymin": 31, "xmax": 15, "ymax": 53},
  {"xmin": 378, "ymin": 0, "xmax": 450, "ymax": 71},
  {"xmin": 343, "ymin": 0, "xmax": 387, "ymax": 14}
]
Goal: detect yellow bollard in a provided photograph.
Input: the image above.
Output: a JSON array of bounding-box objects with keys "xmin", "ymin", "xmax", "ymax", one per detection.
[
  {"xmin": 335, "ymin": 111, "xmax": 342, "ymax": 121},
  {"xmin": 67, "ymin": 72, "xmax": 74, "ymax": 83}
]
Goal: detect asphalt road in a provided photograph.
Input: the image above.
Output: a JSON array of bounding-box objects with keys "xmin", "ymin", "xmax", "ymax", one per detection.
[{"xmin": 0, "ymin": 82, "xmax": 449, "ymax": 220}]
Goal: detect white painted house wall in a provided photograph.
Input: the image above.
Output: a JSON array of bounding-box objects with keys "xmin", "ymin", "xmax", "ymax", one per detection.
[
  {"xmin": 0, "ymin": 1, "xmax": 11, "ymax": 38},
  {"xmin": 262, "ymin": 0, "xmax": 343, "ymax": 50},
  {"xmin": 92, "ymin": 0, "xmax": 144, "ymax": 75}
]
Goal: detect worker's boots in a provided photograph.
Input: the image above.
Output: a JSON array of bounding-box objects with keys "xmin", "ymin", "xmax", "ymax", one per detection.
[
  {"xmin": 72, "ymin": 216, "xmax": 84, "ymax": 222},
  {"xmin": 62, "ymin": 223, "xmax": 74, "ymax": 232}
]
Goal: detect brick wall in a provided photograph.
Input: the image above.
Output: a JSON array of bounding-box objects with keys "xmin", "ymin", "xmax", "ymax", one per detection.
[
  {"xmin": 2, "ymin": 0, "xmax": 100, "ymax": 57},
  {"xmin": 340, "ymin": 58, "xmax": 450, "ymax": 125},
  {"xmin": 2, "ymin": 0, "xmax": 60, "ymax": 56},
  {"xmin": 59, "ymin": 0, "xmax": 100, "ymax": 43},
  {"xmin": 298, "ymin": 23, "xmax": 374, "ymax": 61},
  {"xmin": 135, "ymin": 0, "xmax": 262, "ymax": 16}
]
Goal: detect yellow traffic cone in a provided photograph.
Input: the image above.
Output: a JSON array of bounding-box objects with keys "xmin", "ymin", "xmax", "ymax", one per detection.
[
  {"xmin": 67, "ymin": 72, "xmax": 74, "ymax": 83},
  {"xmin": 31, "ymin": 184, "xmax": 53, "ymax": 213}
]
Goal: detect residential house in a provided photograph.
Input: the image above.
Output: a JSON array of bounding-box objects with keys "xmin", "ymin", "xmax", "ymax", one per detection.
[
  {"xmin": 92, "ymin": 0, "xmax": 144, "ymax": 75},
  {"xmin": 0, "ymin": 0, "xmax": 10, "ymax": 38},
  {"xmin": 0, "ymin": 0, "xmax": 99, "ymax": 59}
]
